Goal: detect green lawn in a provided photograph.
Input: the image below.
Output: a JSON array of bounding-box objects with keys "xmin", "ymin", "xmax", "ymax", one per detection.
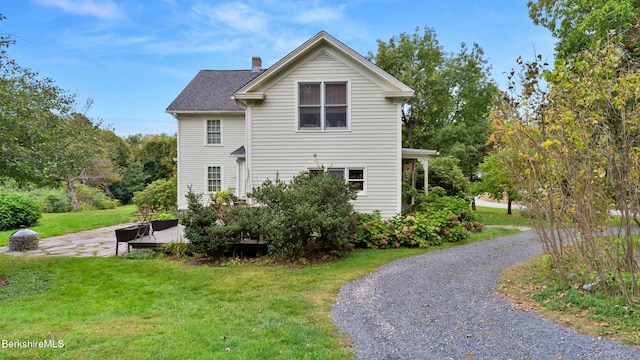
[
  {"xmin": 0, "ymin": 205, "xmax": 137, "ymax": 247},
  {"xmin": 0, "ymin": 207, "xmax": 524, "ymax": 359},
  {"xmin": 474, "ymin": 206, "xmax": 533, "ymax": 227},
  {"xmin": 0, "ymin": 231, "xmax": 511, "ymax": 360}
]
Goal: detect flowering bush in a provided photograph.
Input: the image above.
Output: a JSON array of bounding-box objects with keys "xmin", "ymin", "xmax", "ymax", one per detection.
[{"xmin": 354, "ymin": 197, "xmax": 482, "ymax": 249}]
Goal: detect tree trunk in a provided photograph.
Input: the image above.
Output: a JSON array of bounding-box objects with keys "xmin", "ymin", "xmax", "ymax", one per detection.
[
  {"xmin": 507, "ymin": 198, "xmax": 512, "ymax": 215},
  {"xmin": 471, "ymin": 197, "xmax": 476, "ymax": 211},
  {"xmin": 406, "ymin": 124, "xmax": 414, "ymax": 148},
  {"xmin": 67, "ymin": 179, "xmax": 80, "ymax": 211}
]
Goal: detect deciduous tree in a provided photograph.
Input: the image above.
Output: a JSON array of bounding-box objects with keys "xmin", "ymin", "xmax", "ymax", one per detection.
[
  {"xmin": 500, "ymin": 42, "xmax": 640, "ymax": 302},
  {"xmin": 528, "ymin": 0, "xmax": 640, "ymax": 61},
  {"xmin": 369, "ymin": 27, "xmax": 497, "ymax": 184}
]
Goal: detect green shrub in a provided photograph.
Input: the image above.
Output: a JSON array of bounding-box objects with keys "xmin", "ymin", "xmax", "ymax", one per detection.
[
  {"xmin": 248, "ymin": 172, "xmax": 359, "ymax": 258},
  {"xmin": 132, "ymin": 176, "xmax": 177, "ymax": 212},
  {"xmin": 354, "ymin": 196, "xmax": 482, "ymax": 249},
  {"xmin": 163, "ymin": 237, "xmax": 189, "ymax": 258},
  {"xmin": 74, "ymin": 183, "xmax": 117, "ymax": 210},
  {"xmin": 123, "ymin": 249, "xmax": 164, "ymax": 259},
  {"xmin": 41, "ymin": 190, "xmax": 72, "ymax": 213},
  {"xmin": 0, "ymin": 194, "xmax": 42, "ymax": 231},
  {"xmin": 181, "ymin": 189, "xmax": 242, "ymax": 258}
]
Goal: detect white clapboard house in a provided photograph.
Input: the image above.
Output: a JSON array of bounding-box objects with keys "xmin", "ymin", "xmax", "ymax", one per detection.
[{"xmin": 167, "ymin": 31, "xmax": 436, "ymax": 218}]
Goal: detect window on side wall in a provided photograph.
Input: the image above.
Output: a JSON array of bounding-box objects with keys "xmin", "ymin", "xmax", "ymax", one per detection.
[
  {"xmin": 298, "ymin": 81, "xmax": 348, "ymax": 131},
  {"xmin": 206, "ymin": 119, "xmax": 221, "ymax": 145},
  {"xmin": 207, "ymin": 166, "xmax": 221, "ymax": 193},
  {"xmin": 310, "ymin": 167, "xmax": 366, "ymax": 194}
]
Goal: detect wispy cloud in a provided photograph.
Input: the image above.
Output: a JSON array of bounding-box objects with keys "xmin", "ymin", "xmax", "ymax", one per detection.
[
  {"xmin": 292, "ymin": 4, "xmax": 347, "ymax": 25},
  {"xmin": 35, "ymin": 0, "xmax": 125, "ymax": 20},
  {"xmin": 59, "ymin": 30, "xmax": 150, "ymax": 51},
  {"xmin": 190, "ymin": 1, "xmax": 270, "ymax": 34},
  {"xmin": 40, "ymin": 0, "xmax": 372, "ymax": 58}
]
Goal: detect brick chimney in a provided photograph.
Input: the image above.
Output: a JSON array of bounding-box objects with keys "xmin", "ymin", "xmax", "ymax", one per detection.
[{"xmin": 251, "ymin": 57, "xmax": 262, "ymax": 72}]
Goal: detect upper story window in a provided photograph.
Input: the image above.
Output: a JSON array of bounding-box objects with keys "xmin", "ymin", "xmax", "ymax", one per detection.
[
  {"xmin": 206, "ymin": 119, "xmax": 221, "ymax": 145},
  {"xmin": 298, "ymin": 81, "xmax": 348, "ymax": 131}
]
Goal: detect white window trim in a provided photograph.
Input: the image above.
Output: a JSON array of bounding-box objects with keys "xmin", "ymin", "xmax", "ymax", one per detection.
[
  {"xmin": 306, "ymin": 166, "xmax": 367, "ymax": 196},
  {"xmin": 295, "ymin": 80, "xmax": 351, "ymax": 132},
  {"xmin": 205, "ymin": 165, "xmax": 224, "ymax": 194},
  {"xmin": 205, "ymin": 119, "xmax": 223, "ymax": 146}
]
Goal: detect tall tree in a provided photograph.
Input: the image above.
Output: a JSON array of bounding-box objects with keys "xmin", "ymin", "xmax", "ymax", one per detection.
[
  {"xmin": 45, "ymin": 113, "xmax": 112, "ymax": 210},
  {"xmin": 434, "ymin": 43, "xmax": 498, "ymax": 179},
  {"xmin": 528, "ymin": 0, "xmax": 640, "ymax": 61},
  {"xmin": 0, "ymin": 15, "xmax": 77, "ymax": 184},
  {"xmin": 137, "ymin": 134, "xmax": 177, "ymax": 183},
  {"xmin": 369, "ymin": 27, "xmax": 497, "ymax": 183},
  {"xmin": 368, "ymin": 26, "xmax": 448, "ymax": 149}
]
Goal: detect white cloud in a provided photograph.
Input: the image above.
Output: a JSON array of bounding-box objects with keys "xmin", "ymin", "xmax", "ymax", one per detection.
[
  {"xmin": 60, "ymin": 30, "xmax": 150, "ymax": 52},
  {"xmin": 190, "ymin": 1, "xmax": 270, "ymax": 34},
  {"xmin": 293, "ymin": 5, "xmax": 346, "ymax": 25},
  {"xmin": 35, "ymin": 0, "xmax": 125, "ymax": 20}
]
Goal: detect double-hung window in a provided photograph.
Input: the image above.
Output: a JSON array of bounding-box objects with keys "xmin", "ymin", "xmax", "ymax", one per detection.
[
  {"xmin": 312, "ymin": 167, "xmax": 366, "ymax": 194},
  {"xmin": 298, "ymin": 81, "xmax": 348, "ymax": 130},
  {"xmin": 206, "ymin": 120, "xmax": 221, "ymax": 145},
  {"xmin": 207, "ymin": 166, "xmax": 221, "ymax": 193}
]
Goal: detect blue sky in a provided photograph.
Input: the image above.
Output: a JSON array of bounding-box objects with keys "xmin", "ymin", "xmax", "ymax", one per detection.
[{"xmin": 3, "ymin": 0, "xmax": 555, "ymax": 136}]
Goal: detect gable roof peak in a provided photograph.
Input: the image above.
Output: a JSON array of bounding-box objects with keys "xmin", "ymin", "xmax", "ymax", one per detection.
[{"xmin": 233, "ymin": 31, "xmax": 413, "ymax": 103}]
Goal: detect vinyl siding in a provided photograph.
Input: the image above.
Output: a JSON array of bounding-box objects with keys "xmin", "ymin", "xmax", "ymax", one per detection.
[
  {"xmin": 177, "ymin": 114, "xmax": 245, "ymax": 209},
  {"xmin": 248, "ymin": 50, "xmax": 402, "ymax": 217}
]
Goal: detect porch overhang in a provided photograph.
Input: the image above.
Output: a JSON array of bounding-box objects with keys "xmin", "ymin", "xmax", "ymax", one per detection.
[
  {"xmin": 402, "ymin": 148, "xmax": 438, "ymax": 160},
  {"xmin": 402, "ymin": 148, "xmax": 438, "ymax": 202}
]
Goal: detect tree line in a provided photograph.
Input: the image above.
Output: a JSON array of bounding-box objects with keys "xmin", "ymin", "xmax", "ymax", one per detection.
[{"xmin": 0, "ymin": 14, "xmax": 176, "ymax": 210}]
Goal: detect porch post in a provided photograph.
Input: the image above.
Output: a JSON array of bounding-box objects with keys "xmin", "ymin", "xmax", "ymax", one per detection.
[{"xmin": 417, "ymin": 158, "xmax": 429, "ymax": 194}]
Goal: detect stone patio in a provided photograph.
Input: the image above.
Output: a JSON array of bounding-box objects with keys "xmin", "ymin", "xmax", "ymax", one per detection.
[{"xmin": 0, "ymin": 224, "xmax": 185, "ymax": 257}]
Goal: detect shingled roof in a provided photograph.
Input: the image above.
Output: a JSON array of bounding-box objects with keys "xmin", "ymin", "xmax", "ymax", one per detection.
[{"xmin": 166, "ymin": 70, "xmax": 263, "ymax": 113}]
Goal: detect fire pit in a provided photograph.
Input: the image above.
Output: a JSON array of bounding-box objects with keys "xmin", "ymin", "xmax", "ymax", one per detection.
[{"xmin": 8, "ymin": 226, "xmax": 39, "ymax": 251}]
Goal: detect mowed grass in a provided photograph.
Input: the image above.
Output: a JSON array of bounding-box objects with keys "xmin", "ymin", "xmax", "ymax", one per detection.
[
  {"xmin": 0, "ymin": 206, "xmax": 525, "ymax": 359},
  {"xmin": 0, "ymin": 205, "xmax": 137, "ymax": 246},
  {"xmin": 474, "ymin": 206, "xmax": 533, "ymax": 227},
  {"xmin": 0, "ymin": 226, "xmax": 517, "ymax": 360}
]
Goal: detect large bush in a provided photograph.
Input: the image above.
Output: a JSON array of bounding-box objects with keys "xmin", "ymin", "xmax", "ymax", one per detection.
[
  {"xmin": 74, "ymin": 183, "xmax": 118, "ymax": 210},
  {"xmin": 0, "ymin": 194, "xmax": 42, "ymax": 231},
  {"xmin": 249, "ymin": 172, "xmax": 359, "ymax": 258},
  {"xmin": 181, "ymin": 189, "xmax": 241, "ymax": 257},
  {"xmin": 354, "ymin": 196, "xmax": 482, "ymax": 249},
  {"xmin": 132, "ymin": 176, "xmax": 177, "ymax": 212}
]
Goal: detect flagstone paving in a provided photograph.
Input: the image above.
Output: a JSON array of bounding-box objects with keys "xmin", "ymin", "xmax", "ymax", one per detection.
[{"xmin": 0, "ymin": 224, "xmax": 185, "ymax": 257}]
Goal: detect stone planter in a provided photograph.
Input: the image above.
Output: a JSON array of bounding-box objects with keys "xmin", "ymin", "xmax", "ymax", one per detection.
[{"xmin": 151, "ymin": 219, "xmax": 178, "ymax": 231}]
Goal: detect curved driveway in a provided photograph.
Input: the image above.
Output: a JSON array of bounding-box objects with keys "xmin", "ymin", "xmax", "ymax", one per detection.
[{"xmin": 332, "ymin": 231, "xmax": 640, "ymax": 360}]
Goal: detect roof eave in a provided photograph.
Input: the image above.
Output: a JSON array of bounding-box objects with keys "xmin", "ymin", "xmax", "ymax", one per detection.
[
  {"xmin": 402, "ymin": 148, "xmax": 439, "ymax": 159},
  {"xmin": 384, "ymin": 90, "xmax": 415, "ymax": 100},
  {"xmin": 232, "ymin": 93, "xmax": 266, "ymax": 101},
  {"xmin": 166, "ymin": 109, "xmax": 246, "ymax": 116},
  {"xmin": 235, "ymin": 31, "xmax": 413, "ymax": 96}
]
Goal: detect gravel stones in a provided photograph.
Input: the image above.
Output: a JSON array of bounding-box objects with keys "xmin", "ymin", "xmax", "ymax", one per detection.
[{"xmin": 332, "ymin": 231, "xmax": 640, "ymax": 360}]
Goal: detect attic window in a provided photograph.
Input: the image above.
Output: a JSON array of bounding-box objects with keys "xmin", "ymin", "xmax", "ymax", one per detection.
[{"xmin": 298, "ymin": 81, "xmax": 349, "ymax": 131}]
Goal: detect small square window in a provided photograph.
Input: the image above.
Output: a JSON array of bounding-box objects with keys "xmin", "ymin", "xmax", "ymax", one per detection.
[
  {"xmin": 348, "ymin": 169, "xmax": 365, "ymax": 192},
  {"xmin": 328, "ymin": 168, "xmax": 345, "ymax": 178}
]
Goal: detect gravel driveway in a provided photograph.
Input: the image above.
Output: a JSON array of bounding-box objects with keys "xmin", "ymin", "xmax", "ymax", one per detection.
[{"xmin": 332, "ymin": 231, "xmax": 640, "ymax": 360}]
